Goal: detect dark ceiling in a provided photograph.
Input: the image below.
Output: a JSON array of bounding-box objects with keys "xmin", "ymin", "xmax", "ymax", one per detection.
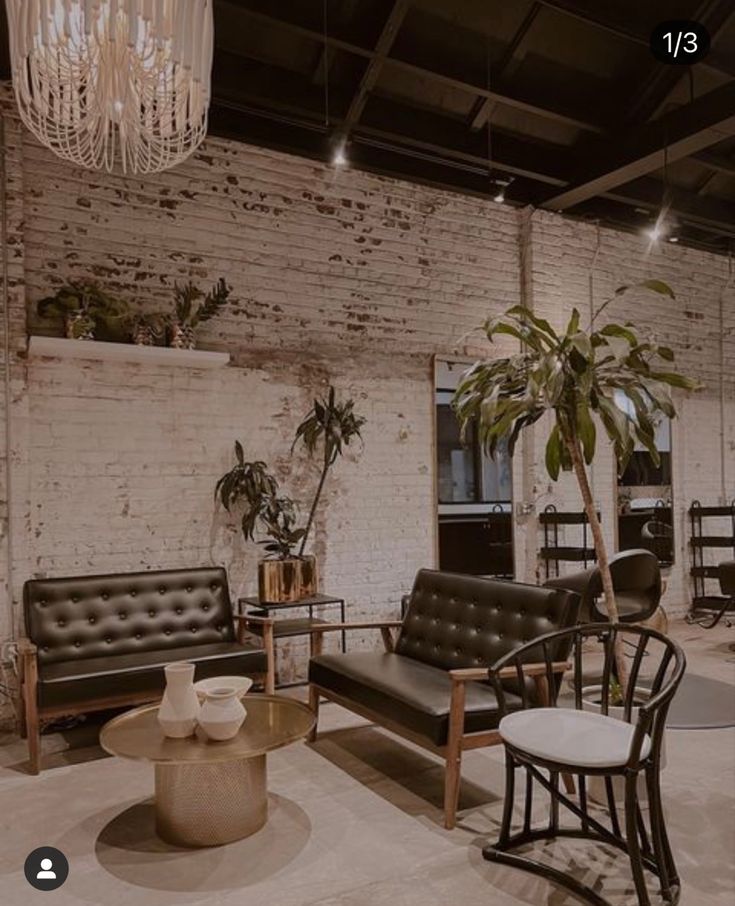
[{"xmin": 2, "ymin": 1, "xmax": 734, "ymax": 254}]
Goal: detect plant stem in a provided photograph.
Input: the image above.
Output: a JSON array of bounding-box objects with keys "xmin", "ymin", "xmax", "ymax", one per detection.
[
  {"xmin": 565, "ymin": 433, "xmax": 630, "ymax": 689},
  {"xmin": 299, "ymin": 447, "xmax": 331, "ymax": 557}
]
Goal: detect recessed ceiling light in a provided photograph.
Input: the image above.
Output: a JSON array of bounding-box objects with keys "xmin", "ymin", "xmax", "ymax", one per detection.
[{"xmin": 668, "ymin": 235, "xmax": 679, "ymax": 243}]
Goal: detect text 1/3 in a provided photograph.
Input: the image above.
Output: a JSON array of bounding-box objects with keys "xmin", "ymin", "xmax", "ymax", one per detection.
[{"xmin": 650, "ymin": 21, "xmax": 710, "ymax": 64}]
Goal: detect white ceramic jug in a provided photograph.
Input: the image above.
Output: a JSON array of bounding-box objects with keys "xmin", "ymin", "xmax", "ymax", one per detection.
[
  {"xmin": 198, "ymin": 686, "xmax": 247, "ymax": 741},
  {"xmin": 158, "ymin": 662, "xmax": 200, "ymax": 738}
]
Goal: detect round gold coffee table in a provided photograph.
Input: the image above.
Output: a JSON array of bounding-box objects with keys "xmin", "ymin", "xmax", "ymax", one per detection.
[{"xmin": 100, "ymin": 694, "xmax": 315, "ymax": 847}]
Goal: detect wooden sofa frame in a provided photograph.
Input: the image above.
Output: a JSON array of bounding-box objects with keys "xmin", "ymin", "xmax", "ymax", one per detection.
[
  {"xmin": 16, "ymin": 613, "xmax": 275, "ymax": 774},
  {"xmin": 307, "ymin": 621, "xmax": 570, "ymax": 830}
]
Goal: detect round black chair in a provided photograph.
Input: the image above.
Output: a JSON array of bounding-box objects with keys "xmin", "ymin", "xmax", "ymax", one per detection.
[
  {"xmin": 545, "ymin": 549, "xmax": 662, "ymax": 624},
  {"xmin": 483, "ymin": 623, "xmax": 685, "ymax": 906}
]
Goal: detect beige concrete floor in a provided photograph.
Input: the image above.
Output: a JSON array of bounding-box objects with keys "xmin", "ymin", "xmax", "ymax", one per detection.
[{"xmin": 0, "ymin": 619, "xmax": 733, "ymax": 906}]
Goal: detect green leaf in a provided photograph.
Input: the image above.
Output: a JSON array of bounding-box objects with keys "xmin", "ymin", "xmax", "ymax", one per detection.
[
  {"xmin": 640, "ymin": 279, "xmax": 675, "ymax": 299},
  {"xmin": 545, "ymin": 425, "xmax": 562, "ymax": 481},
  {"xmin": 575, "ymin": 401, "xmax": 597, "ymax": 465}
]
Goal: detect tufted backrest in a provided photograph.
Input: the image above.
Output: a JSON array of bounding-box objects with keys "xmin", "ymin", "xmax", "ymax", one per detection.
[
  {"xmin": 24, "ymin": 567, "xmax": 235, "ymax": 667},
  {"xmin": 395, "ymin": 569, "xmax": 578, "ymax": 671}
]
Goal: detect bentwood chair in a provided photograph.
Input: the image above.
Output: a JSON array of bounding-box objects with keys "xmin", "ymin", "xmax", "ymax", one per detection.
[{"xmin": 483, "ymin": 623, "xmax": 686, "ymax": 906}]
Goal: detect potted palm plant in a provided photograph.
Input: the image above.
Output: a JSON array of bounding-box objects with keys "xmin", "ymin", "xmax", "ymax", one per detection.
[
  {"xmin": 169, "ymin": 277, "xmax": 231, "ymax": 349},
  {"xmin": 452, "ymin": 281, "xmax": 699, "ymax": 686},
  {"xmin": 37, "ymin": 281, "xmax": 129, "ymax": 340},
  {"xmin": 215, "ymin": 446, "xmax": 313, "ymax": 602}
]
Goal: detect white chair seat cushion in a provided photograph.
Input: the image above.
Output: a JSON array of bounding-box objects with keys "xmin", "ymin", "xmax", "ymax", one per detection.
[{"xmin": 499, "ymin": 708, "xmax": 651, "ymax": 768}]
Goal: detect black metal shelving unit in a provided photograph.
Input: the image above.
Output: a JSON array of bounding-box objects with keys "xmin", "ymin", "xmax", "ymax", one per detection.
[
  {"xmin": 689, "ymin": 499, "xmax": 735, "ymax": 613},
  {"xmin": 539, "ymin": 505, "xmax": 599, "ymax": 580}
]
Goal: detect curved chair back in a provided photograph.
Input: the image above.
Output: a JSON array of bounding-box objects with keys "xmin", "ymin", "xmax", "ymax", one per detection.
[
  {"xmin": 545, "ymin": 549, "xmax": 661, "ymax": 624},
  {"xmin": 489, "ymin": 623, "xmax": 685, "ymax": 770}
]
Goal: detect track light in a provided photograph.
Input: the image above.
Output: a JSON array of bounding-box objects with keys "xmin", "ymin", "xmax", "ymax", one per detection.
[
  {"xmin": 332, "ymin": 138, "xmax": 348, "ymax": 167},
  {"xmin": 492, "ymin": 177, "xmax": 512, "ymax": 204},
  {"xmin": 668, "ymin": 235, "xmax": 679, "ymax": 243}
]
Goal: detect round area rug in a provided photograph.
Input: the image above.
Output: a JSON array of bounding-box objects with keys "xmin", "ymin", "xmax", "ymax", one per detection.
[{"xmin": 666, "ymin": 674, "xmax": 735, "ymax": 729}]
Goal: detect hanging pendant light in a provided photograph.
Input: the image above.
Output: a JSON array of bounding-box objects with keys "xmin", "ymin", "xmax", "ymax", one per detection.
[{"xmin": 4, "ymin": 1, "xmax": 214, "ymax": 174}]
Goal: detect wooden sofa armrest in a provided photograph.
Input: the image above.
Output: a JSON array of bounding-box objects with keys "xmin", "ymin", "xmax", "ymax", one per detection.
[
  {"xmin": 449, "ymin": 661, "xmax": 570, "ymax": 683},
  {"xmin": 16, "ymin": 638, "xmax": 38, "ymax": 658},
  {"xmin": 309, "ymin": 620, "xmax": 403, "ymax": 654},
  {"xmin": 232, "ymin": 614, "xmax": 275, "ymax": 694}
]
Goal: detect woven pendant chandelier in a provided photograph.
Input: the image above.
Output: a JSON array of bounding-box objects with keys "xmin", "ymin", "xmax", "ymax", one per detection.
[{"xmin": 4, "ymin": 1, "xmax": 214, "ymax": 174}]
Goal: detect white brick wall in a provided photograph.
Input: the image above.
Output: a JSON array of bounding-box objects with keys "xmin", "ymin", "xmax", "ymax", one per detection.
[{"xmin": 1, "ymin": 82, "xmax": 733, "ymax": 698}]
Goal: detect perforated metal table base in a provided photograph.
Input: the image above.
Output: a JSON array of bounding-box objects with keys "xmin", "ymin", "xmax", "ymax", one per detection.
[{"xmin": 154, "ymin": 755, "xmax": 267, "ymax": 847}]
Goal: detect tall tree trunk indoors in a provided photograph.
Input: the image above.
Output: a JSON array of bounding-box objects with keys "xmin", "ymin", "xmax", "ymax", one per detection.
[{"xmin": 564, "ymin": 434, "xmax": 630, "ymax": 689}]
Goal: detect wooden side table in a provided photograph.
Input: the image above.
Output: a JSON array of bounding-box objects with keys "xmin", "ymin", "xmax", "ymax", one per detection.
[{"xmin": 238, "ymin": 593, "xmax": 347, "ymax": 688}]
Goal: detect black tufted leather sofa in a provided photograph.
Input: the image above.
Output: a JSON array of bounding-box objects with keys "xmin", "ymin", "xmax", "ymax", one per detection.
[
  {"xmin": 308, "ymin": 569, "xmax": 578, "ymax": 829},
  {"xmin": 17, "ymin": 567, "xmax": 274, "ymax": 773}
]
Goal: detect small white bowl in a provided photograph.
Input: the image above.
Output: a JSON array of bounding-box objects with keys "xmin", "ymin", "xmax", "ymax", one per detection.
[{"xmin": 194, "ymin": 675, "xmax": 253, "ymax": 701}]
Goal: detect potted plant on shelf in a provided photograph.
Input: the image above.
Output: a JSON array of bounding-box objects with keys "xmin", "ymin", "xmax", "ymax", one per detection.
[
  {"xmin": 292, "ymin": 385, "xmax": 366, "ymax": 557},
  {"xmin": 169, "ymin": 277, "xmax": 231, "ymax": 349},
  {"xmin": 129, "ymin": 311, "xmax": 167, "ymax": 347},
  {"xmin": 37, "ymin": 281, "xmax": 129, "ymax": 340},
  {"xmin": 215, "ymin": 448, "xmax": 315, "ymax": 602},
  {"xmin": 452, "ymin": 281, "xmax": 699, "ymax": 687}
]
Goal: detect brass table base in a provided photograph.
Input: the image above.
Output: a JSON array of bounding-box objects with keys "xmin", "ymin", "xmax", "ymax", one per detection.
[{"xmin": 154, "ymin": 755, "xmax": 267, "ymax": 847}]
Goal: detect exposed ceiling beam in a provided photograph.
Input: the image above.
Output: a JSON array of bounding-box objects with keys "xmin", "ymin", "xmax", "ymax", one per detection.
[
  {"xmin": 228, "ymin": 5, "xmax": 604, "ymax": 134},
  {"xmin": 628, "ymin": 0, "xmax": 735, "ymax": 124},
  {"xmin": 341, "ymin": 0, "xmax": 408, "ymax": 134},
  {"xmin": 693, "ymin": 149, "xmax": 735, "ymax": 176},
  {"xmin": 469, "ymin": 2, "xmax": 541, "ymax": 131},
  {"xmin": 545, "ymin": 81, "xmax": 735, "ymax": 210},
  {"xmin": 536, "ymin": 0, "xmax": 735, "ymax": 78}
]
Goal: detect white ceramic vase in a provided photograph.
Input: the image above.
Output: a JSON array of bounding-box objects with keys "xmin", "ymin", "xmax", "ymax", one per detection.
[
  {"xmin": 158, "ymin": 662, "xmax": 200, "ymax": 738},
  {"xmin": 198, "ymin": 686, "xmax": 247, "ymax": 741}
]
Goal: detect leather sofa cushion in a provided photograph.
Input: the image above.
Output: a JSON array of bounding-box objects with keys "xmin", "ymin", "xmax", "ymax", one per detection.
[
  {"xmin": 25, "ymin": 567, "xmax": 235, "ymax": 667},
  {"xmin": 309, "ymin": 651, "xmax": 520, "ymax": 747},
  {"xmin": 396, "ymin": 570, "xmax": 578, "ymax": 672},
  {"xmin": 37, "ymin": 640, "xmax": 266, "ymax": 709}
]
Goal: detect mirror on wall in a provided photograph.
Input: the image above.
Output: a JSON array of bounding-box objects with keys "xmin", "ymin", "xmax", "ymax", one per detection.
[
  {"xmin": 615, "ymin": 390, "xmax": 674, "ymax": 566},
  {"xmin": 435, "ymin": 359, "xmax": 514, "ymax": 578}
]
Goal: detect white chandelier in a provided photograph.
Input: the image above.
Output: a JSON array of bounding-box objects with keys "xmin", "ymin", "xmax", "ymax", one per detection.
[{"xmin": 4, "ymin": 1, "xmax": 214, "ymax": 174}]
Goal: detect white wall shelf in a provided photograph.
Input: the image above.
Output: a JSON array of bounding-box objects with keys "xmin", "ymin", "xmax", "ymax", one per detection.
[{"xmin": 28, "ymin": 336, "xmax": 230, "ymax": 369}]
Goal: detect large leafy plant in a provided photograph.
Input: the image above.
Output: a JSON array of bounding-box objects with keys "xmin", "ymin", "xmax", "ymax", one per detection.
[
  {"xmin": 215, "ymin": 445, "xmax": 305, "ymax": 558},
  {"xmin": 292, "ymin": 385, "xmax": 366, "ymax": 556},
  {"xmin": 453, "ymin": 281, "xmax": 699, "ymax": 683}
]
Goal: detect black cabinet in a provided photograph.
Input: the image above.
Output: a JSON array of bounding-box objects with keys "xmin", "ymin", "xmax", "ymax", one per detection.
[{"xmin": 438, "ymin": 514, "xmax": 513, "ymax": 578}]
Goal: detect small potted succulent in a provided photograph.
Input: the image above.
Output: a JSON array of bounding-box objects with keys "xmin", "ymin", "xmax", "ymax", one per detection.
[
  {"xmin": 129, "ymin": 311, "xmax": 167, "ymax": 347},
  {"xmin": 169, "ymin": 277, "xmax": 231, "ymax": 349},
  {"xmin": 215, "ymin": 450, "xmax": 313, "ymax": 602},
  {"xmin": 37, "ymin": 281, "xmax": 128, "ymax": 340}
]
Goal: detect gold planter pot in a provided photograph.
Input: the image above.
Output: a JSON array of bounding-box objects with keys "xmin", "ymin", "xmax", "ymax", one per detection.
[{"xmin": 258, "ymin": 555, "xmax": 318, "ymax": 603}]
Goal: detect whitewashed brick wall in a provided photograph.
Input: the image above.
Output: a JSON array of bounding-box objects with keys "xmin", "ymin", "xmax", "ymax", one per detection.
[{"xmin": 1, "ymin": 82, "xmax": 733, "ymax": 697}]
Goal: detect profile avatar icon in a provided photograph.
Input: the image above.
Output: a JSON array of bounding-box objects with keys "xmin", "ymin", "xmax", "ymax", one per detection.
[
  {"xmin": 36, "ymin": 857, "xmax": 56, "ymax": 880},
  {"xmin": 24, "ymin": 846, "xmax": 68, "ymax": 890}
]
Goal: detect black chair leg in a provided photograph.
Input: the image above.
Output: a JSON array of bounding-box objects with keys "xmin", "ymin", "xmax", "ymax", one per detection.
[
  {"xmin": 646, "ymin": 765, "xmax": 680, "ymax": 903},
  {"xmin": 497, "ymin": 750, "xmax": 516, "ymax": 847},
  {"xmin": 625, "ymin": 771, "xmax": 651, "ymax": 906}
]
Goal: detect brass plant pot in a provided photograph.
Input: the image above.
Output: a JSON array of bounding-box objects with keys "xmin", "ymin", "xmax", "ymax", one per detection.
[{"xmin": 258, "ymin": 555, "xmax": 318, "ymax": 603}]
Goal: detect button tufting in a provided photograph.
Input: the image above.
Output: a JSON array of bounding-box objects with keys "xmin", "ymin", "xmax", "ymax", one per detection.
[
  {"xmin": 119, "ymin": 612, "xmax": 127, "ymax": 620},
  {"xmin": 176, "ymin": 607, "xmax": 183, "ymax": 614},
  {"xmin": 210, "ymin": 583, "xmax": 219, "ymax": 591},
  {"xmin": 105, "ymin": 637, "xmax": 112, "ymax": 643},
  {"xmin": 159, "ymin": 587, "xmax": 166, "ymax": 594},
  {"xmin": 71, "ymin": 595, "xmax": 79, "ymax": 603},
  {"xmin": 202, "ymin": 603, "xmax": 210, "ymax": 611},
  {"xmin": 89, "ymin": 616, "xmax": 96, "ymax": 624},
  {"xmin": 135, "ymin": 632, "xmax": 142, "ymax": 639},
  {"xmin": 40, "ymin": 599, "xmax": 46, "ymax": 606},
  {"xmin": 165, "ymin": 628, "xmax": 172, "ymax": 635},
  {"xmin": 102, "ymin": 592, "xmax": 109, "ymax": 600},
  {"xmin": 130, "ymin": 590, "xmax": 137, "ymax": 597},
  {"xmin": 191, "ymin": 626, "xmax": 198, "ymax": 633},
  {"xmin": 74, "ymin": 641, "xmax": 81, "ymax": 647},
  {"xmin": 186, "ymin": 585, "xmax": 193, "ymax": 592},
  {"xmin": 57, "ymin": 620, "xmax": 66, "ymax": 627},
  {"xmin": 149, "ymin": 610, "xmax": 156, "ymax": 617}
]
